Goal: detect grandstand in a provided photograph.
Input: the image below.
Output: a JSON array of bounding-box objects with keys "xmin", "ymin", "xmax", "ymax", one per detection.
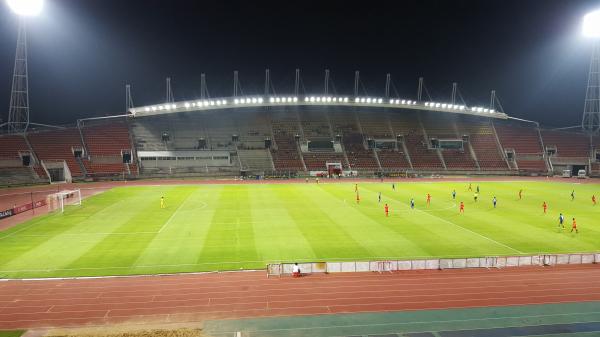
[{"xmin": 0, "ymin": 96, "xmax": 599, "ymax": 185}]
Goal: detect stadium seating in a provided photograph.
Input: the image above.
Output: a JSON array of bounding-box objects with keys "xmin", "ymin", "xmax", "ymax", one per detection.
[
  {"xmin": 238, "ymin": 149, "xmax": 274, "ymax": 171},
  {"xmin": 82, "ymin": 120, "xmax": 134, "ymax": 176},
  {"xmin": 271, "ymin": 134, "xmax": 304, "ymax": 171},
  {"xmin": 303, "ymin": 152, "xmax": 347, "ymax": 171},
  {"xmin": 2, "ymin": 108, "xmax": 596, "ymax": 182},
  {"xmin": 0, "ymin": 167, "xmax": 39, "ymax": 186},
  {"xmin": 389, "ymin": 112, "xmax": 444, "ymax": 170},
  {"xmin": 300, "ymin": 110, "xmax": 331, "ymax": 138},
  {"xmin": 516, "ymin": 159, "xmax": 548, "ymax": 173},
  {"xmin": 495, "ymin": 123, "xmax": 547, "ymax": 173},
  {"xmin": 0, "ymin": 134, "xmax": 29, "ymax": 161},
  {"xmin": 270, "ymin": 111, "xmax": 305, "ymax": 172},
  {"xmin": 419, "ymin": 113, "xmax": 477, "ymax": 170},
  {"xmin": 377, "ymin": 149, "xmax": 411, "ymax": 170},
  {"xmin": 82, "ymin": 120, "xmax": 132, "ymax": 156},
  {"xmin": 237, "ymin": 111, "xmax": 272, "ymax": 149},
  {"xmin": 342, "ymin": 133, "xmax": 380, "ymax": 170},
  {"xmin": 541, "ymin": 130, "xmax": 590, "ymax": 158},
  {"xmin": 358, "ymin": 112, "xmax": 393, "ymax": 138},
  {"xmin": 495, "ymin": 124, "xmax": 543, "ymax": 155},
  {"xmin": 27, "ymin": 128, "xmax": 85, "ymax": 177},
  {"xmin": 456, "ymin": 117, "xmax": 508, "ymax": 171}
]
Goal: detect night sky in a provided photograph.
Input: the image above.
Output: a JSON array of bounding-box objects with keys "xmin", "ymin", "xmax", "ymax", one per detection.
[{"xmin": 0, "ymin": 0, "xmax": 599, "ymax": 127}]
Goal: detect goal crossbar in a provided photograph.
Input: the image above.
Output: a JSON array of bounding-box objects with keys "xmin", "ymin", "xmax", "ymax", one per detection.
[{"xmin": 46, "ymin": 189, "xmax": 82, "ymax": 213}]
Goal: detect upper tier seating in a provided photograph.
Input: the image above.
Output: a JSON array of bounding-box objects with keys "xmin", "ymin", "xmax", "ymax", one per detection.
[
  {"xmin": 82, "ymin": 121, "xmax": 131, "ymax": 157},
  {"xmin": 27, "ymin": 128, "xmax": 84, "ymax": 177},
  {"xmin": 0, "ymin": 135, "xmax": 29, "ymax": 160},
  {"xmin": 271, "ymin": 134, "xmax": 304, "ymax": 171},
  {"xmin": 457, "ymin": 118, "xmax": 508, "ymax": 171},
  {"xmin": 358, "ymin": 112, "xmax": 392, "ymax": 138},
  {"xmin": 300, "ymin": 110, "xmax": 331, "ymax": 138},
  {"xmin": 236, "ymin": 111, "xmax": 273, "ymax": 149},
  {"xmin": 377, "ymin": 149, "xmax": 411, "ymax": 170},
  {"xmin": 342, "ymin": 133, "xmax": 379, "ymax": 170},
  {"xmin": 541, "ymin": 130, "xmax": 590, "ymax": 158},
  {"xmin": 516, "ymin": 159, "xmax": 547, "ymax": 173},
  {"xmin": 495, "ymin": 124, "xmax": 543, "ymax": 155},
  {"xmin": 389, "ymin": 112, "xmax": 443, "ymax": 169},
  {"xmin": 495, "ymin": 123, "xmax": 547, "ymax": 173},
  {"xmin": 443, "ymin": 149, "xmax": 477, "ymax": 170}
]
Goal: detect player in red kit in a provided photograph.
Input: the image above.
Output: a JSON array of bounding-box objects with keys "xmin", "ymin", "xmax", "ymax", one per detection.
[
  {"xmin": 459, "ymin": 201, "xmax": 464, "ymax": 213},
  {"xmin": 542, "ymin": 201, "xmax": 547, "ymax": 214},
  {"xmin": 384, "ymin": 203, "xmax": 389, "ymax": 217},
  {"xmin": 571, "ymin": 218, "xmax": 578, "ymax": 233}
]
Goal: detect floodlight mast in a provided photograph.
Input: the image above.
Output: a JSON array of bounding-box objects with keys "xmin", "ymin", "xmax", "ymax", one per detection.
[
  {"xmin": 5, "ymin": 0, "xmax": 44, "ymax": 133},
  {"xmin": 6, "ymin": 17, "xmax": 30, "ymax": 133},
  {"xmin": 582, "ymin": 10, "xmax": 600, "ymax": 135}
]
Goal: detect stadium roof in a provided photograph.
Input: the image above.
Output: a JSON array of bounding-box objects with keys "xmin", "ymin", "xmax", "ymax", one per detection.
[{"xmin": 128, "ymin": 95, "xmax": 508, "ymax": 119}]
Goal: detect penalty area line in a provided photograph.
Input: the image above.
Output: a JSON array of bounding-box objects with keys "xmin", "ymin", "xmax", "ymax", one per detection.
[
  {"xmin": 158, "ymin": 199, "xmax": 205, "ymax": 233},
  {"xmin": 417, "ymin": 208, "xmax": 524, "ymax": 255}
]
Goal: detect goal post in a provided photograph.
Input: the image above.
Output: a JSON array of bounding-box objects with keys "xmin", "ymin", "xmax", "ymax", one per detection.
[
  {"xmin": 326, "ymin": 161, "xmax": 343, "ymax": 176},
  {"xmin": 46, "ymin": 189, "xmax": 82, "ymax": 213}
]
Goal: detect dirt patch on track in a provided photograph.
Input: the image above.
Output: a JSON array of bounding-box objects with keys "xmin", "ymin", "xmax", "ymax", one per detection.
[{"xmin": 46, "ymin": 327, "xmax": 205, "ymax": 337}]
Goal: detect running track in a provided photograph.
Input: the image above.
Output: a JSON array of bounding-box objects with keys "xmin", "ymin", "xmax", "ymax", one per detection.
[{"xmin": 0, "ymin": 264, "xmax": 599, "ymax": 329}]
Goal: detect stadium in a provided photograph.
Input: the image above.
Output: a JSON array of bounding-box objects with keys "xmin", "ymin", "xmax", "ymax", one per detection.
[{"xmin": 1, "ymin": 1, "xmax": 600, "ymax": 337}]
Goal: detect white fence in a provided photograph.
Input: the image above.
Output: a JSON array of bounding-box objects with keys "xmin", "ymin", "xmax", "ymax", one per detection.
[{"xmin": 267, "ymin": 253, "xmax": 600, "ymax": 277}]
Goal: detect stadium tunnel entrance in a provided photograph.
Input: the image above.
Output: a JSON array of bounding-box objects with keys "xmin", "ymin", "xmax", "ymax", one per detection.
[{"xmin": 572, "ymin": 165, "xmax": 586, "ymax": 176}]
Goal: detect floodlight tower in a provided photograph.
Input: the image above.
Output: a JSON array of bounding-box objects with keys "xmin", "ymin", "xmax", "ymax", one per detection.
[
  {"xmin": 5, "ymin": 0, "xmax": 43, "ymax": 134},
  {"xmin": 582, "ymin": 10, "xmax": 600, "ymax": 134}
]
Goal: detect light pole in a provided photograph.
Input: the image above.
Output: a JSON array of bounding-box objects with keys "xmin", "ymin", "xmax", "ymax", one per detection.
[
  {"xmin": 4, "ymin": 0, "xmax": 44, "ymax": 134},
  {"xmin": 582, "ymin": 9, "xmax": 600, "ymax": 135}
]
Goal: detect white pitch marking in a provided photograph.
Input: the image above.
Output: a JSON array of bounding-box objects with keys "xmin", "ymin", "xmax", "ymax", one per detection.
[
  {"xmin": 412, "ymin": 204, "xmax": 524, "ymax": 254},
  {"xmin": 158, "ymin": 200, "xmax": 206, "ymax": 233}
]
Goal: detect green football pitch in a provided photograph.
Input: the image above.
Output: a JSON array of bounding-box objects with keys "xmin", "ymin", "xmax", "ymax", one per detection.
[{"xmin": 0, "ymin": 180, "xmax": 598, "ymax": 278}]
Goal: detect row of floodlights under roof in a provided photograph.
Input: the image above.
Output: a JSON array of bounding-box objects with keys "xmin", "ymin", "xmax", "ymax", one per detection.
[
  {"xmin": 424, "ymin": 102, "xmax": 495, "ymax": 113},
  {"xmin": 424, "ymin": 102, "xmax": 466, "ymax": 110},
  {"xmin": 140, "ymin": 96, "xmax": 495, "ymax": 114},
  {"xmin": 470, "ymin": 106, "xmax": 495, "ymax": 113},
  {"xmin": 144, "ymin": 99, "xmax": 232, "ymax": 112}
]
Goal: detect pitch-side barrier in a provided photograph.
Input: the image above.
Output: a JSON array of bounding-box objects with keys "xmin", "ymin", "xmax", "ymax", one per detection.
[{"xmin": 266, "ymin": 253, "xmax": 600, "ymax": 277}]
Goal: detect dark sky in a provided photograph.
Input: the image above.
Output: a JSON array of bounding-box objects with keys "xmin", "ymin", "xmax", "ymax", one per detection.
[{"xmin": 0, "ymin": 0, "xmax": 599, "ymax": 127}]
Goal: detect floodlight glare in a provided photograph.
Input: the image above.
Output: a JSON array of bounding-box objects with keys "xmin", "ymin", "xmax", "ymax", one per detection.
[
  {"xmin": 583, "ymin": 10, "xmax": 600, "ymax": 37},
  {"xmin": 6, "ymin": 0, "xmax": 44, "ymax": 16}
]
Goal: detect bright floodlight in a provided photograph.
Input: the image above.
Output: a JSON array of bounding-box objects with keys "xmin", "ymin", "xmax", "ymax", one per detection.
[
  {"xmin": 6, "ymin": 0, "xmax": 43, "ymax": 16},
  {"xmin": 583, "ymin": 10, "xmax": 600, "ymax": 37}
]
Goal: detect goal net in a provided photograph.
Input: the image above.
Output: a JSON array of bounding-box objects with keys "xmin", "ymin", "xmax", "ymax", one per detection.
[{"xmin": 46, "ymin": 189, "xmax": 82, "ymax": 213}]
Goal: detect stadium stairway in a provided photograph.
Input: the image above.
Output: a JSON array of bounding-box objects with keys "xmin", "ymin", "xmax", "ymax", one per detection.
[
  {"xmin": 27, "ymin": 128, "xmax": 85, "ymax": 178},
  {"xmin": 495, "ymin": 122, "xmax": 547, "ymax": 174},
  {"xmin": 81, "ymin": 120, "xmax": 134, "ymax": 177}
]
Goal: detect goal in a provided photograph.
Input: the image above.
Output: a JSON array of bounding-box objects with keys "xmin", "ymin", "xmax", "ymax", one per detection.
[{"xmin": 46, "ymin": 189, "xmax": 82, "ymax": 213}]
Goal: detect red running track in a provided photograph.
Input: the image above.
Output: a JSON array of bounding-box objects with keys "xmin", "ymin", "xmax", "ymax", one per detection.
[{"xmin": 0, "ymin": 264, "xmax": 599, "ymax": 329}]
